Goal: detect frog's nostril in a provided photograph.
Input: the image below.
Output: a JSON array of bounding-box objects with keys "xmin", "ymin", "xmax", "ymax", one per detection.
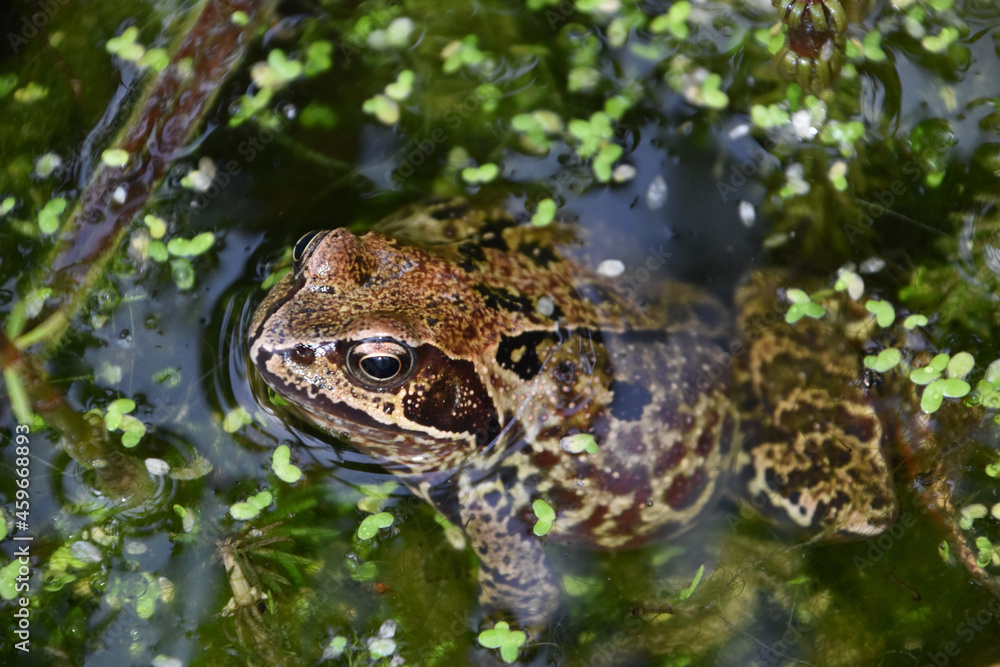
[{"xmin": 289, "ymin": 344, "xmax": 315, "ymax": 366}]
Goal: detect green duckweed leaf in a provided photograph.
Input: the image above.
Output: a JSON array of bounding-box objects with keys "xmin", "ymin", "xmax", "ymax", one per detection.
[
  {"xmin": 865, "ymin": 299, "xmax": 896, "ymax": 327},
  {"xmin": 38, "ymin": 197, "xmax": 67, "ymax": 234},
  {"xmin": 532, "ymin": 499, "xmax": 555, "ymax": 536},
  {"xmin": 864, "ymin": 348, "xmax": 901, "ymax": 373},
  {"xmin": 592, "ymin": 143, "xmax": 623, "ymax": 182},
  {"xmin": 0, "ymin": 560, "xmax": 23, "ymax": 600},
  {"xmin": 101, "ymin": 148, "xmax": 130, "ymax": 168},
  {"xmin": 144, "ymin": 214, "xmax": 166, "ymax": 238},
  {"xmin": 938, "ymin": 377, "xmax": 970, "ymax": 398},
  {"xmin": 478, "ymin": 621, "xmax": 526, "ymax": 664},
  {"xmin": 171, "ymin": 257, "xmax": 194, "ymax": 289},
  {"xmin": 249, "ymin": 490, "xmax": 273, "ymax": 510},
  {"xmin": 785, "ymin": 288, "xmax": 811, "ymax": 304},
  {"xmin": 532, "ymin": 499, "xmax": 555, "ymax": 522},
  {"xmin": 922, "ymin": 26, "xmax": 959, "ymax": 53},
  {"xmin": 271, "ymin": 444, "xmax": 303, "ymax": 483},
  {"xmin": 909, "ymin": 365, "xmax": 941, "ymax": 386},
  {"xmin": 384, "ymin": 69, "xmax": 414, "ymax": 101},
  {"xmin": 531, "ymin": 198, "xmax": 557, "ymax": 226},
  {"xmin": 461, "ymin": 163, "xmax": 499, "ymax": 184},
  {"xmin": 167, "ymin": 232, "xmax": 214, "ymax": 257},
  {"xmin": 920, "ymin": 381, "xmax": 944, "ymax": 413},
  {"xmin": 14, "ymin": 82, "xmax": 49, "ymax": 103},
  {"xmin": 357, "ymin": 511, "xmax": 394, "ymax": 540},
  {"xmin": 751, "ymin": 103, "xmax": 790, "ymax": 128},
  {"xmin": 369, "ymin": 638, "xmax": 397, "ymax": 659},
  {"xmin": 649, "ymin": 1, "xmax": 691, "ymax": 39},
  {"xmin": 862, "ymin": 30, "xmax": 887, "ymax": 62},
  {"xmin": 362, "ymin": 94, "xmax": 399, "ymax": 125},
  {"xmin": 834, "ymin": 268, "xmax": 864, "ymax": 299},
  {"xmin": 229, "ymin": 502, "xmax": 260, "ymax": 521},
  {"xmin": 118, "ymin": 414, "xmax": 146, "ymax": 448},
  {"xmin": 222, "ymin": 407, "xmax": 252, "ymax": 433},
  {"xmin": 107, "ymin": 398, "xmax": 136, "ymax": 415},
  {"xmin": 699, "ymin": 73, "xmax": 728, "ymax": 110},
  {"xmin": 945, "ymin": 351, "xmax": 974, "ymax": 379},
  {"xmin": 559, "ymin": 433, "xmax": 598, "ymax": 454},
  {"xmin": 267, "ymin": 49, "xmax": 302, "ymax": 81},
  {"xmin": 304, "ymin": 41, "xmax": 333, "ymax": 77},
  {"xmin": 149, "ymin": 241, "xmax": 169, "ymax": 262},
  {"xmin": 984, "ymin": 359, "xmax": 1000, "ymax": 386},
  {"xmin": 106, "ymin": 27, "xmax": 145, "ymax": 62},
  {"xmin": 785, "ymin": 301, "xmax": 826, "ymax": 324},
  {"xmin": 929, "ymin": 353, "xmax": 950, "ymax": 373},
  {"xmin": 960, "ymin": 503, "xmax": 988, "ymax": 530},
  {"xmin": 139, "ymin": 48, "xmax": 169, "ymax": 71}
]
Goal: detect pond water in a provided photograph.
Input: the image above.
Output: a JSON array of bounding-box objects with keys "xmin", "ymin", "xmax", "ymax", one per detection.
[{"xmin": 2, "ymin": 0, "xmax": 1000, "ymax": 665}]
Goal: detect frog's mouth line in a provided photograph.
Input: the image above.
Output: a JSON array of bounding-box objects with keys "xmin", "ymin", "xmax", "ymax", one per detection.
[{"xmin": 252, "ymin": 349, "xmax": 486, "ymax": 474}]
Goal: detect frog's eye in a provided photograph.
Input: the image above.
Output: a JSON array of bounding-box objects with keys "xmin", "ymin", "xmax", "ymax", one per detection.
[
  {"xmin": 346, "ymin": 339, "xmax": 415, "ymax": 388},
  {"xmin": 292, "ymin": 230, "xmax": 323, "ymax": 270}
]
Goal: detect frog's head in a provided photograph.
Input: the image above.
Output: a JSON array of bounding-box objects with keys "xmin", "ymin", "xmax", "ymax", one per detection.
[{"xmin": 249, "ymin": 228, "xmax": 504, "ymax": 474}]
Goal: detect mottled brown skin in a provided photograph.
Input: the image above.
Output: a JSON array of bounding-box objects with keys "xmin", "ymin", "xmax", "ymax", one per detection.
[
  {"xmin": 733, "ymin": 272, "xmax": 897, "ymax": 538},
  {"xmin": 249, "ymin": 200, "xmax": 896, "ymax": 629}
]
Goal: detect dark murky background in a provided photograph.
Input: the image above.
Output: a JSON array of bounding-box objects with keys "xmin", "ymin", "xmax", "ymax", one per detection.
[{"xmin": 2, "ymin": 0, "xmax": 1000, "ymax": 665}]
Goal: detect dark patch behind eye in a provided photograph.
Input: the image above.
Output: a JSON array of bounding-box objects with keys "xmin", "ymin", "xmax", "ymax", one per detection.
[{"xmin": 402, "ymin": 346, "xmax": 499, "ymax": 447}]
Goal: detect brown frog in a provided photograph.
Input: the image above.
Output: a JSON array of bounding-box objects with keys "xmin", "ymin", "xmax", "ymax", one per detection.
[{"xmin": 247, "ymin": 200, "xmax": 897, "ymax": 631}]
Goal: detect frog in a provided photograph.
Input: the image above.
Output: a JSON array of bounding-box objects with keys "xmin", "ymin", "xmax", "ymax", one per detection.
[{"xmin": 247, "ymin": 199, "xmax": 899, "ymax": 632}]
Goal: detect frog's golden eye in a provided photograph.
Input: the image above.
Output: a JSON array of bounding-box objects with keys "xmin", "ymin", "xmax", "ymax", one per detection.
[
  {"xmin": 292, "ymin": 230, "xmax": 323, "ymax": 270},
  {"xmin": 346, "ymin": 338, "xmax": 415, "ymax": 388}
]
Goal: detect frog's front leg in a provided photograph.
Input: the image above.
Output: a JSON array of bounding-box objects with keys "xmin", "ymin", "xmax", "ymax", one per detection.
[{"xmin": 456, "ymin": 473, "xmax": 560, "ymax": 629}]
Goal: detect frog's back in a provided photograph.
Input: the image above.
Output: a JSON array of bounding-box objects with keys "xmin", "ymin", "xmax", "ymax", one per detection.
[{"xmin": 388, "ymin": 202, "xmax": 743, "ymax": 548}]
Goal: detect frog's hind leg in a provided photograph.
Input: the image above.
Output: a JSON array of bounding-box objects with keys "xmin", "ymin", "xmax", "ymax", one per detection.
[{"xmin": 732, "ymin": 271, "xmax": 897, "ymax": 540}]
